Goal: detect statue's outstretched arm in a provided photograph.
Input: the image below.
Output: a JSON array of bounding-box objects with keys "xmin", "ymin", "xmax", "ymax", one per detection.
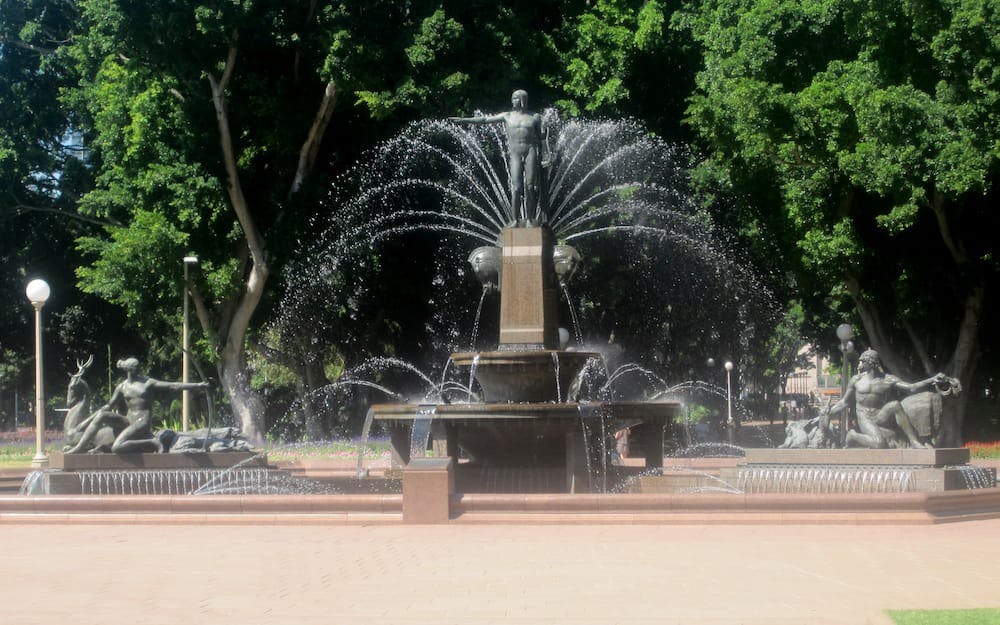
[
  {"xmin": 894, "ymin": 373, "xmax": 947, "ymax": 394},
  {"xmin": 70, "ymin": 408, "xmax": 102, "ymax": 434},
  {"xmin": 150, "ymin": 379, "xmax": 210, "ymax": 392},
  {"xmin": 448, "ymin": 113, "xmax": 505, "ymax": 125}
]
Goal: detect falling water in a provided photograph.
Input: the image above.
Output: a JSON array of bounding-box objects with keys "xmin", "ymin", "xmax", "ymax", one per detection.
[
  {"xmin": 467, "ymin": 354, "xmax": 480, "ymax": 403},
  {"xmin": 951, "ymin": 465, "xmax": 996, "ymax": 490},
  {"xmin": 560, "ymin": 283, "xmax": 583, "ymax": 345},
  {"xmin": 736, "ymin": 464, "xmax": 916, "ymax": 494},
  {"xmin": 552, "ymin": 352, "xmax": 562, "ymax": 402},
  {"xmin": 470, "ymin": 285, "xmax": 491, "ymax": 348},
  {"xmin": 71, "ymin": 468, "xmax": 279, "ymax": 495},
  {"xmin": 356, "ymin": 407, "xmax": 376, "ymax": 478},
  {"xmin": 409, "ymin": 405, "xmax": 437, "ymax": 460},
  {"xmin": 18, "ymin": 471, "xmax": 45, "ymax": 495}
]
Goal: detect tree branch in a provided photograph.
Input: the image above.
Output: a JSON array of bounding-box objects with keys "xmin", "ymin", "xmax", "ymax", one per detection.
[
  {"xmin": 288, "ymin": 80, "xmax": 338, "ymax": 199},
  {"xmin": 7, "ymin": 201, "xmax": 121, "ymax": 228},
  {"xmin": 188, "ymin": 283, "xmax": 218, "ymax": 351},
  {"xmin": 901, "ymin": 317, "xmax": 935, "ymax": 375},
  {"xmin": 206, "ymin": 37, "xmax": 270, "ymax": 361},
  {"xmin": 928, "ymin": 189, "xmax": 967, "ymax": 265},
  {"xmin": 947, "ymin": 283, "xmax": 984, "ymax": 380},
  {"xmin": 0, "ymin": 36, "xmax": 54, "ymax": 55}
]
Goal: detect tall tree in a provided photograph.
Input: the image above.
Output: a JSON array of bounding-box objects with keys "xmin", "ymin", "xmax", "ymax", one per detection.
[
  {"xmin": 56, "ymin": 0, "xmax": 582, "ymax": 440},
  {"xmin": 678, "ymin": 0, "xmax": 1000, "ymax": 443}
]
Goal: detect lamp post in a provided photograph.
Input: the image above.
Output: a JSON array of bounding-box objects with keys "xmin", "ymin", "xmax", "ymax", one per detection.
[
  {"xmin": 25, "ymin": 279, "xmax": 50, "ymax": 468},
  {"xmin": 836, "ymin": 323, "xmax": 856, "ymax": 447},
  {"xmin": 182, "ymin": 255, "xmax": 198, "ymax": 432},
  {"xmin": 724, "ymin": 361, "xmax": 734, "ymax": 443}
]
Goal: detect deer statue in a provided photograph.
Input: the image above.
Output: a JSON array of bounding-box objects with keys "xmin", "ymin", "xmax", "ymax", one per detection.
[{"xmin": 61, "ymin": 356, "xmax": 115, "ymax": 453}]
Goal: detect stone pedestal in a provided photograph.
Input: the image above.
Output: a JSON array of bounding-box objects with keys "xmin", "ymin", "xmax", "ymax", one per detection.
[
  {"xmin": 402, "ymin": 457, "xmax": 454, "ymax": 523},
  {"xmin": 499, "ymin": 227, "xmax": 558, "ymax": 348},
  {"xmin": 41, "ymin": 452, "xmax": 271, "ymax": 495},
  {"xmin": 723, "ymin": 447, "xmax": 996, "ymax": 493}
]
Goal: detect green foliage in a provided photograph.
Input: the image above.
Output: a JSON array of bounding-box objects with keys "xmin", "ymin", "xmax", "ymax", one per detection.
[
  {"xmin": 678, "ymin": 0, "xmax": 1000, "ymax": 390},
  {"xmin": 679, "ymin": 0, "xmax": 1000, "ymax": 247},
  {"xmin": 682, "ymin": 402, "xmax": 711, "ymax": 424},
  {"xmin": 0, "ymin": 348, "xmax": 28, "ymax": 390},
  {"xmin": 551, "ymin": 0, "xmax": 697, "ymax": 134}
]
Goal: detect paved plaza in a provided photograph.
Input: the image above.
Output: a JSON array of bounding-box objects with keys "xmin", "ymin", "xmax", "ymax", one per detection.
[{"xmin": 4, "ymin": 519, "xmax": 999, "ymax": 625}]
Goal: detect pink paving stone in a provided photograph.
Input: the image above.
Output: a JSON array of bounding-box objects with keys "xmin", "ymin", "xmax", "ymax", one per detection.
[{"xmin": 3, "ymin": 520, "xmax": 1000, "ymax": 625}]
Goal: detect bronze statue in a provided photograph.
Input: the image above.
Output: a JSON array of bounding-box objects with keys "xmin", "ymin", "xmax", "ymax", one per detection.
[
  {"xmin": 449, "ymin": 89, "xmax": 549, "ymax": 226},
  {"xmin": 825, "ymin": 349, "xmax": 959, "ymax": 448},
  {"xmin": 778, "ymin": 407, "xmax": 836, "ymax": 449},
  {"xmin": 156, "ymin": 427, "xmax": 252, "ymax": 453},
  {"xmin": 62, "ymin": 355, "xmax": 117, "ymax": 453},
  {"xmin": 64, "ymin": 357, "xmax": 208, "ymax": 454}
]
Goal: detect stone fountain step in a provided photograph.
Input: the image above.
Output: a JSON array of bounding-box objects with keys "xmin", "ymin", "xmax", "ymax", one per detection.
[{"xmin": 0, "ymin": 471, "xmax": 28, "ymax": 494}]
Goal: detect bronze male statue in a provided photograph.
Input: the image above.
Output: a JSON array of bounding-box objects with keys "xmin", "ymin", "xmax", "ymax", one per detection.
[
  {"xmin": 826, "ymin": 349, "xmax": 957, "ymax": 448},
  {"xmin": 449, "ymin": 89, "xmax": 549, "ymax": 226}
]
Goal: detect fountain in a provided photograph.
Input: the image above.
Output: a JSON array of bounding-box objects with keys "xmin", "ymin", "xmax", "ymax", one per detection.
[
  {"xmin": 290, "ymin": 91, "xmax": 993, "ymax": 499},
  {"xmin": 355, "ymin": 92, "xmax": 679, "ymax": 491},
  {"xmin": 6, "ymin": 92, "xmax": 997, "ymax": 524}
]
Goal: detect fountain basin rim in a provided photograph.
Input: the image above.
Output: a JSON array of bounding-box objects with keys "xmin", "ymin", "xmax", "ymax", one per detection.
[{"xmin": 369, "ymin": 400, "xmax": 679, "ymax": 424}]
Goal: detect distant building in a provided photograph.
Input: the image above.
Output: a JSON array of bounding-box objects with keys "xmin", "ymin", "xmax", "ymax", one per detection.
[{"xmin": 783, "ymin": 345, "xmax": 843, "ymax": 407}]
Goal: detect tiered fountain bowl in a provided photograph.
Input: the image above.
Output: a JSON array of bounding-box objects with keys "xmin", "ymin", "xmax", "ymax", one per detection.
[{"xmin": 370, "ymin": 226, "xmax": 679, "ymax": 492}]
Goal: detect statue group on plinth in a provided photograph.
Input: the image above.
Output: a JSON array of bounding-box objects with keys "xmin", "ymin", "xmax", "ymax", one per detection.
[
  {"xmin": 62, "ymin": 356, "xmax": 250, "ymax": 454},
  {"xmin": 780, "ymin": 349, "xmax": 960, "ymax": 449}
]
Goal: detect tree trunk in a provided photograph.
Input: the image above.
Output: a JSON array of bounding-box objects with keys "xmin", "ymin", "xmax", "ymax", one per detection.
[
  {"xmin": 218, "ymin": 351, "xmax": 266, "ymax": 444},
  {"xmin": 937, "ymin": 285, "xmax": 985, "ymax": 447},
  {"xmin": 300, "ymin": 360, "xmax": 328, "ymax": 441},
  {"xmin": 195, "ymin": 41, "xmax": 337, "ymax": 446},
  {"xmin": 846, "ymin": 274, "xmax": 915, "ymax": 377},
  {"xmin": 204, "ymin": 42, "xmax": 270, "ymax": 444}
]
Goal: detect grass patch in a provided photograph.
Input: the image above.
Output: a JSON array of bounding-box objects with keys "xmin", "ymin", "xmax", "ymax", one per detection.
[
  {"xmin": 0, "ymin": 429, "xmax": 391, "ymax": 467},
  {"xmin": 0, "ymin": 444, "xmax": 65, "ymax": 467},
  {"xmin": 887, "ymin": 608, "xmax": 1000, "ymax": 625},
  {"xmin": 0, "ymin": 444, "xmax": 35, "ymax": 466},
  {"xmin": 0, "ymin": 430, "xmax": 64, "ymax": 467}
]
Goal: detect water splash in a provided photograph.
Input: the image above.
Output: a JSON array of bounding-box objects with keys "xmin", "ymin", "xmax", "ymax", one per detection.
[
  {"xmin": 736, "ymin": 464, "xmax": 916, "ymax": 494},
  {"xmin": 409, "ymin": 405, "xmax": 437, "ymax": 460}
]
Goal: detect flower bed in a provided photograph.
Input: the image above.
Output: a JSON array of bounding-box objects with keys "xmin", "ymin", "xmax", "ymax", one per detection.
[{"xmin": 964, "ymin": 440, "xmax": 1000, "ymax": 459}]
